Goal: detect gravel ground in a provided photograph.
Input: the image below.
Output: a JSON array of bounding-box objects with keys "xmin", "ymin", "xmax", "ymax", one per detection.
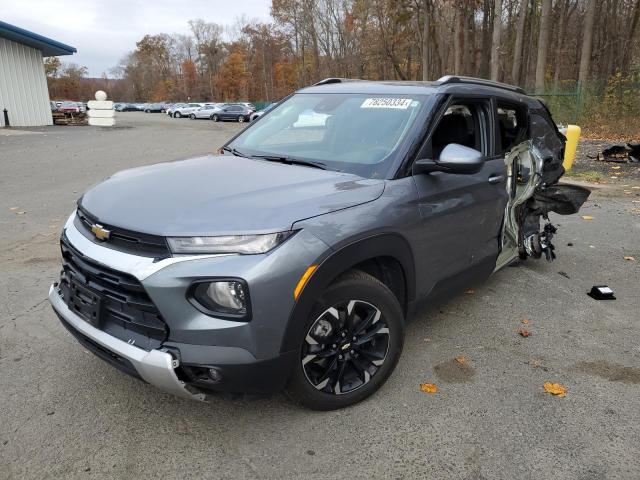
[{"xmin": 1, "ymin": 113, "xmax": 639, "ymax": 479}]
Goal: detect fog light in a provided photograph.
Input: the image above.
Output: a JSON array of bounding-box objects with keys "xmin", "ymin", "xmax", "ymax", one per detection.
[
  {"xmin": 191, "ymin": 279, "xmax": 250, "ymax": 320},
  {"xmin": 207, "ymin": 281, "xmax": 246, "ymax": 311},
  {"xmin": 208, "ymin": 368, "xmax": 223, "ymax": 384}
]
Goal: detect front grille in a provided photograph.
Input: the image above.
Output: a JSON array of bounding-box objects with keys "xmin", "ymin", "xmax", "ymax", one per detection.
[
  {"xmin": 59, "ymin": 234, "xmax": 168, "ymax": 351},
  {"xmin": 75, "ymin": 206, "xmax": 170, "ymax": 258}
]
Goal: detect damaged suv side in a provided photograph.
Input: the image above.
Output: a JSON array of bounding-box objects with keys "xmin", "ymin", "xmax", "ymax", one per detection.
[{"xmin": 49, "ymin": 76, "xmax": 589, "ymax": 410}]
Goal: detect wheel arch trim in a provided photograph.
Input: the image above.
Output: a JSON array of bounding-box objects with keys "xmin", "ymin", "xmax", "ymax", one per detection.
[{"xmin": 279, "ymin": 233, "xmax": 415, "ymax": 353}]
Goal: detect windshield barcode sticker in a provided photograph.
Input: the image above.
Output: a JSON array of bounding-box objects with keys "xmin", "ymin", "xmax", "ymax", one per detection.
[{"xmin": 361, "ymin": 98, "xmax": 413, "ymax": 109}]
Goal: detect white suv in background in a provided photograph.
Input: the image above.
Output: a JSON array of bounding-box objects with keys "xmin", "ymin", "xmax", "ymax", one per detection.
[{"xmin": 171, "ymin": 103, "xmax": 204, "ymax": 118}]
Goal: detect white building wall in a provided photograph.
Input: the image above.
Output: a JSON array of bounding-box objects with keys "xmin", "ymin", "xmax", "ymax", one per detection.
[{"xmin": 0, "ymin": 36, "xmax": 53, "ymax": 127}]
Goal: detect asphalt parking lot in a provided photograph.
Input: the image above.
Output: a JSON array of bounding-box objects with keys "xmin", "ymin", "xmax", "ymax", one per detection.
[{"xmin": 1, "ymin": 112, "xmax": 639, "ymax": 479}]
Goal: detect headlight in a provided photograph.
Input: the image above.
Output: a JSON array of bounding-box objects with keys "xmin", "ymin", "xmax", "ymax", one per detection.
[
  {"xmin": 167, "ymin": 231, "xmax": 296, "ymax": 254},
  {"xmin": 190, "ymin": 279, "xmax": 250, "ymax": 319}
]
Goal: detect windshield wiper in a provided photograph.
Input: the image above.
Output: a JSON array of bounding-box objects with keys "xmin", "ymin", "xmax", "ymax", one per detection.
[
  {"xmin": 221, "ymin": 146, "xmax": 249, "ymax": 158},
  {"xmin": 251, "ymin": 154, "xmax": 327, "ymax": 170}
]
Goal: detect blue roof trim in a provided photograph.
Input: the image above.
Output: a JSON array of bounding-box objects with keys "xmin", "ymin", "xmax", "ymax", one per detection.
[{"xmin": 0, "ymin": 21, "xmax": 76, "ymax": 56}]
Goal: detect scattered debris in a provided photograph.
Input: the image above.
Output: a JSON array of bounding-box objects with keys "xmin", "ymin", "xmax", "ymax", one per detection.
[
  {"xmin": 582, "ymin": 215, "xmax": 594, "ymax": 220},
  {"xmin": 588, "ymin": 285, "xmax": 616, "ymax": 300},
  {"xmin": 518, "ymin": 328, "xmax": 531, "ymax": 338},
  {"xmin": 543, "ymin": 382, "xmax": 567, "ymax": 398},
  {"xmin": 522, "ymin": 319, "xmax": 530, "ymax": 325},
  {"xmin": 464, "ymin": 289, "xmax": 474, "ymax": 295},
  {"xmin": 420, "ymin": 383, "xmax": 438, "ymax": 394},
  {"xmin": 455, "ymin": 356, "xmax": 467, "ymax": 365},
  {"xmin": 596, "ymin": 143, "xmax": 640, "ymax": 163},
  {"xmin": 567, "ymin": 242, "xmax": 574, "ymax": 247},
  {"xmin": 52, "ymin": 111, "xmax": 88, "ymax": 126},
  {"xmin": 558, "ymin": 271, "xmax": 570, "ymax": 279},
  {"xmin": 623, "ymin": 256, "xmax": 636, "ymax": 262}
]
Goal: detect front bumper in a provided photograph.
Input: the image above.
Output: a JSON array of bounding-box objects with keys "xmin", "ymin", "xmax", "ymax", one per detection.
[{"xmin": 49, "ymin": 284, "xmax": 206, "ymax": 401}]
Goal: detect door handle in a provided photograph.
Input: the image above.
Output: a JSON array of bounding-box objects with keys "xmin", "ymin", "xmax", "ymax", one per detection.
[{"xmin": 488, "ymin": 175, "xmax": 505, "ymax": 184}]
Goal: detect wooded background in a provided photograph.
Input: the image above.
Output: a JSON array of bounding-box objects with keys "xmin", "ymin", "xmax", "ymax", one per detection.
[{"xmin": 46, "ymin": 0, "xmax": 640, "ymax": 136}]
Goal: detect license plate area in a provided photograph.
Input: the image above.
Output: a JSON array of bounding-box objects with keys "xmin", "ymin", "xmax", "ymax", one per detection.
[{"xmin": 68, "ymin": 280, "xmax": 102, "ymax": 327}]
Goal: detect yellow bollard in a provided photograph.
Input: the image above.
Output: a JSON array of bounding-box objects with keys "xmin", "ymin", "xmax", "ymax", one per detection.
[{"xmin": 563, "ymin": 124, "xmax": 581, "ymax": 171}]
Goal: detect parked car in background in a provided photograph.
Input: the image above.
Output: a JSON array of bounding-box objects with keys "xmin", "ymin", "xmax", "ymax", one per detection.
[
  {"xmin": 239, "ymin": 102, "xmax": 257, "ymax": 111},
  {"xmin": 144, "ymin": 103, "xmax": 165, "ymax": 113},
  {"xmin": 172, "ymin": 103, "xmax": 205, "ymax": 118},
  {"xmin": 190, "ymin": 103, "xmax": 226, "ymax": 119},
  {"xmin": 57, "ymin": 101, "xmax": 82, "ymax": 113},
  {"xmin": 250, "ymin": 102, "xmax": 277, "ymax": 121},
  {"xmin": 50, "ymin": 101, "xmax": 58, "ymax": 112},
  {"xmin": 211, "ymin": 104, "xmax": 254, "ymax": 122},
  {"xmin": 165, "ymin": 103, "xmax": 183, "ymax": 116},
  {"xmin": 115, "ymin": 103, "xmax": 139, "ymax": 112}
]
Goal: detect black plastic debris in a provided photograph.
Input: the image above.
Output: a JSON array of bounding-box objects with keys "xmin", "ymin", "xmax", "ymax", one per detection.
[
  {"xmin": 595, "ymin": 143, "xmax": 640, "ymax": 163},
  {"xmin": 588, "ymin": 285, "xmax": 616, "ymax": 300}
]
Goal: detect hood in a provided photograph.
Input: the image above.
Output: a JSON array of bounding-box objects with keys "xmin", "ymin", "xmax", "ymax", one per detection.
[{"xmin": 80, "ymin": 155, "xmax": 384, "ymax": 236}]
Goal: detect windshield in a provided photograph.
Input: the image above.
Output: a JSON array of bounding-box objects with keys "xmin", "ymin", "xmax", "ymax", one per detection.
[{"xmin": 227, "ymin": 93, "xmax": 427, "ymax": 178}]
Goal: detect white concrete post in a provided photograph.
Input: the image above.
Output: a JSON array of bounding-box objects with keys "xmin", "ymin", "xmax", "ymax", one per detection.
[{"xmin": 87, "ymin": 90, "xmax": 115, "ymax": 126}]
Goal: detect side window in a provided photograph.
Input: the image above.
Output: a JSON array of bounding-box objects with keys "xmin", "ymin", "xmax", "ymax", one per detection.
[
  {"xmin": 496, "ymin": 103, "xmax": 527, "ymax": 154},
  {"xmin": 427, "ymin": 101, "xmax": 489, "ymax": 159}
]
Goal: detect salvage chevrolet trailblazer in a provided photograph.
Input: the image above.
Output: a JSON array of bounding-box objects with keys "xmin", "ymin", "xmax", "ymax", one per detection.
[{"xmin": 50, "ymin": 76, "xmax": 590, "ymax": 410}]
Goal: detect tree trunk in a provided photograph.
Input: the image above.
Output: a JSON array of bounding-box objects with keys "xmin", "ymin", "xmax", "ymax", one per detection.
[
  {"xmin": 422, "ymin": 0, "xmax": 431, "ymax": 80},
  {"xmin": 535, "ymin": 0, "xmax": 552, "ymax": 92},
  {"xmin": 621, "ymin": 0, "xmax": 640, "ymax": 74},
  {"xmin": 553, "ymin": 0, "xmax": 569, "ymax": 91},
  {"xmin": 490, "ymin": 0, "xmax": 503, "ymax": 80},
  {"xmin": 454, "ymin": 4, "xmax": 463, "ymax": 74},
  {"xmin": 480, "ymin": 0, "xmax": 493, "ymax": 78},
  {"xmin": 511, "ymin": 0, "xmax": 528, "ymax": 84},
  {"xmin": 578, "ymin": 0, "xmax": 597, "ymax": 86}
]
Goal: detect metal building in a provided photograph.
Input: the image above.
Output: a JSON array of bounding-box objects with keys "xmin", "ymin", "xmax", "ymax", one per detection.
[{"xmin": 0, "ymin": 21, "xmax": 76, "ymax": 127}]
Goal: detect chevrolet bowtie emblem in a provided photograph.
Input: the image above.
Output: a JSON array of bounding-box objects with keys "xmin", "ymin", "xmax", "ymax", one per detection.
[{"xmin": 91, "ymin": 223, "xmax": 111, "ymax": 241}]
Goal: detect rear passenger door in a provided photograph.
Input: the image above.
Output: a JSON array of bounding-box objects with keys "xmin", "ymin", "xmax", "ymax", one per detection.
[{"xmin": 411, "ymin": 97, "xmax": 509, "ymax": 294}]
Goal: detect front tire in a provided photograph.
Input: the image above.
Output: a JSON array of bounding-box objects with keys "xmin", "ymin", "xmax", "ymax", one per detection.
[
  {"xmin": 189, "ymin": 114, "xmax": 196, "ymax": 120},
  {"xmin": 211, "ymin": 114, "xmax": 219, "ymax": 122},
  {"xmin": 286, "ymin": 271, "xmax": 404, "ymax": 410},
  {"xmin": 238, "ymin": 115, "xmax": 245, "ymax": 123}
]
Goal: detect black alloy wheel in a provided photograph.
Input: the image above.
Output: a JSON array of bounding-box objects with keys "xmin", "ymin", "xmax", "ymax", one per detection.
[
  {"xmin": 287, "ymin": 271, "xmax": 404, "ymax": 410},
  {"xmin": 302, "ymin": 300, "xmax": 389, "ymax": 395}
]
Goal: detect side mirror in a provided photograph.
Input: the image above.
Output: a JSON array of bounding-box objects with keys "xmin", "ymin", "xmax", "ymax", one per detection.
[{"xmin": 413, "ymin": 144, "xmax": 484, "ymax": 175}]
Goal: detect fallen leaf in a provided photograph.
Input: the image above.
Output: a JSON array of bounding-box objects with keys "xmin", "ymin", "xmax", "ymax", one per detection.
[
  {"xmin": 611, "ymin": 166, "xmax": 621, "ymax": 170},
  {"xmin": 9, "ymin": 207, "xmax": 18, "ymax": 211},
  {"xmin": 530, "ymin": 358, "xmax": 542, "ymax": 368},
  {"xmin": 522, "ymin": 319, "xmax": 530, "ymax": 325},
  {"xmin": 581, "ymin": 215, "xmax": 594, "ymax": 220},
  {"xmin": 464, "ymin": 289, "xmax": 474, "ymax": 294},
  {"xmin": 518, "ymin": 328, "xmax": 531, "ymax": 338},
  {"xmin": 623, "ymin": 256, "xmax": 636, "ymax": 261},
  {"xmin": 543, "ymin": 382, "xmax": 567, "ymax": 397},
  {"xmin": 420, "ymin": 383, "xmax": 438, "ymax": 394},
  {"xmin": 455, "ymin": 356, "xmax": 467, "ymax": 365}
]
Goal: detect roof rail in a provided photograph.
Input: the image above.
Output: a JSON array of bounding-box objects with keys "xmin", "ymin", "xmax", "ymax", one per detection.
[
  {"xmin": 434, "ymin": 75, "xmax": 525, "ymax": 94},
  {"xmin": 313, "ymin": 78, "xmax": 363, "ymax": 86}
]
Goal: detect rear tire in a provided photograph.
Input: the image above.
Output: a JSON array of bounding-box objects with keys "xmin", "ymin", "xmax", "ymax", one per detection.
[
  {"xmin": 238, "ymin": 115, "xmax": 245, "ymax": 123},
  {"xmin": 174, "ymin": 111, "xmax": 182, "ymax": 118},
  {"xmin": 189, "ymin": 114, "xmax": 196, "ymax": 120},
  {"xmin": 286, "ymin": 270, "xmax": 404, "ymax": 410},
  {"xmin": 212, "ymin": 114, "xmax": 219, "ymax": 122}
]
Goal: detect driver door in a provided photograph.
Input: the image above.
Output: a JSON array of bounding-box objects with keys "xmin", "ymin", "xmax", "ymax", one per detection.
[{"xmin": 411, "ymin": 98, "xmax": 508, "ymax": 296}]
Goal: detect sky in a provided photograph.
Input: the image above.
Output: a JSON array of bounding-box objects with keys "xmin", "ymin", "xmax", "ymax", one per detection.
[{"xmin": 2, "ymin": 0, "xmax": 272, "ymax": 76}]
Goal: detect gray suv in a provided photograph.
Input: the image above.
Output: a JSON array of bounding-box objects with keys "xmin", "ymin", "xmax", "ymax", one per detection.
[{"xmin": 49, "ymin": 76, "xmax": 589, "ymax": 410}]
